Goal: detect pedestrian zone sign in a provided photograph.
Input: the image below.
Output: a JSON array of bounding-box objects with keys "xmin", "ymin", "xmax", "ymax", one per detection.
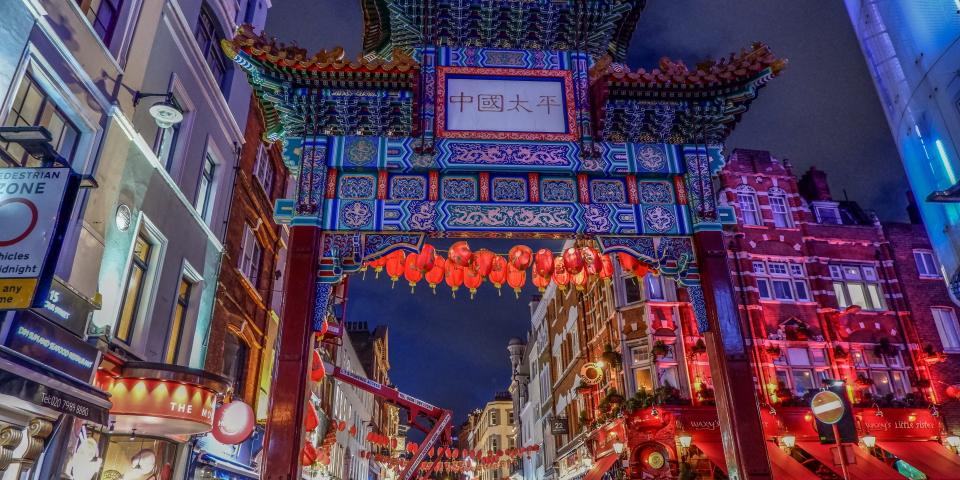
[{"xmin": 0, "ymin": 167, "xmax": 70, "ymax": 309}]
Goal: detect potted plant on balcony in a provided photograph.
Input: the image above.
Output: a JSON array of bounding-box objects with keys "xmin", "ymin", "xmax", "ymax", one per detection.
[
  {"xmin": 652, "ymin": 340, "xmax": 670, "ymax": 358},
  {"xmin": 601, "ymin": 344, "xmax": 623, "ymax": 368},
  {"xmin": 921, "ymin": 344, "xmax": 946, "ymax": 365},
  {"xmin": 855, "ymin": 374, "xmax": 874, "ymax": 388},
  {"xmin": 873, "ymin": 337, "xmax": 898, "ymax": 358},
  {"xmin": 833, "ymin": 345, "xmax": 849, "ymax": 359},
  {"xmin": 765, "ymin": 344, "xmax": 782, "ymax": 359},
  {"xmin": 690, "ymin": 339, "xmax": 707, "ymax": 356}
]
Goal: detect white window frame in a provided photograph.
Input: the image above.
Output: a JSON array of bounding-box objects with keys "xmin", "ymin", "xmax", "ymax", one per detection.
[
  {"xmin": 114, "ymin": 214, "xmax": 167, "ymax": 352},
  {"xmin": 196, "ymin": 152, "xmax": 218, "ymax": 222},
  {"xmin": 768, "ymin": 190, "xmax": 793, "ymax": 228},
  {"xmin": 932, "ymin": 307, "xmax": 960, "ymax": 352},
  {"xmin": 814, "ymin": 205, "xmax": 842, "ymax": 225},
  {"xmin": 253, "ymin": 143, "xmax": 275, "ymax": 196},
  {"xmin": 853, "ymin": 348, "xmax": 911, "ymax": 399},
  {"xmin": 754, "ymin": 259, "xmax": 811, "ymax": 302},
  {"xmin": 736, "ymin": 186, "xmax": 762, "ymax": 226},
  {"xmin": 239, "ymin": 224, "xmax": 263, "ymax": 288},
  {"xmin": 913, "ymin": 249, "xmax": 940, "ymax": 278},
  {"xmin": 773, "ymin": 346, "xmax": 832, "ymax": 397},
  {"xmin": 830, "ymin": 263, "xmax": 886, "ymax": 311}
]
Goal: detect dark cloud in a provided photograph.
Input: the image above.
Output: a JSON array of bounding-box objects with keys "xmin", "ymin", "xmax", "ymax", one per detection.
[{"xmin": 266, "ymin": 0, "xmax": 908, "ymax": 421}]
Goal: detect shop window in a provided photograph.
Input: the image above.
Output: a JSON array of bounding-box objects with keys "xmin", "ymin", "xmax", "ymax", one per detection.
[
  {"xmin": 1, "ymin": 73, "xmax": 80, "ymax": 167},
  {"xmin": 195, "ymin": 153, "xmax": 217, "ymax": 221},
  {"xmin": 164, "ymin": 278, "xmax": 192, "ymax": 364},
  {"xmin": 222, "ymin": 332, "xmax": 249, "ymax": 394},
  {"xmin": 74, "ymin": 0, "xmax": 123, "ymax": 44},
  {"xmin": 95, "ymin": 435, "xmax": 178, "ymax": 479},
  {"xmin": 768, "ymin": 190, "xmax": 792, "ymax": 227},
  {"xmin": 754, "ymin": 260, "xmax": 810, "ymax": 302},
  {"xmin": 830, "ymin": 264, "xmax": 885, "ymax": 311},
  {"xmin": 195, "ymin": 4, "xmax": 231, "ymax": 91},
  {"xmin": 736, "ymin": 187, "xmax": 761, "ymax": 226},
  {"xmin": 913, "ymin": 250, "xmax": 940, "ymax": 278},
  {"xmin": 932, "ymin": 307, "xmax": 960, "ymax": 352},
  {"xmin": 239, "ymin": 225, "xmax": 263, "ymax": 288},
  {"xmin": 116, "ymin": 232, "xmax": 153, "ymax": 343},
  {"xmin": 253, "ymin": 143, "xmax": 275, "ymax": 196}
]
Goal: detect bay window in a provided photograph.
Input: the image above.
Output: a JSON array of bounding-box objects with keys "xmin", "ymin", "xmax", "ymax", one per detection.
[{"xmin": 830, "ymin": 264, "xmax": 885, "ymax": 310}]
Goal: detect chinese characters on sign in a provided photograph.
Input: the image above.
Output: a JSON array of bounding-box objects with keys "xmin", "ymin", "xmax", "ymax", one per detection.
[{"xmin": 438, "ymin": 68, "xmax": 576, "ymax": 141}]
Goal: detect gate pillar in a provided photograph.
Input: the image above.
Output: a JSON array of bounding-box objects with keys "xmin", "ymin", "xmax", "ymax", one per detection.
[
  {"xmin": 693, "ymin": 230, "xmax": 772, "ymax": 479},
  {"xmin": 262, "ymin": 225, "xmax": 326, "ymax": 478}
]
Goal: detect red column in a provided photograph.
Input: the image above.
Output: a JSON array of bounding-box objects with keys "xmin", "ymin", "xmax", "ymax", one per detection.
[
  {"xmin": 694, "ymin": 230, "xmax": 772, "ymax": 479},
  {"xmin": 262, "ymin": 226, "xmax": 322, "ymax": 478}
]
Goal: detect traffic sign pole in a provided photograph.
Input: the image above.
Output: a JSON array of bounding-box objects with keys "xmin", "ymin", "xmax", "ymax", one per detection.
[{"xmin": 832, "ymin": 423, "xmax": 849, "ymax": 480}]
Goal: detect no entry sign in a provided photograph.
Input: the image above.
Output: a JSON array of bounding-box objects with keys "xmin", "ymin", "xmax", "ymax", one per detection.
[
  {"xmin": 0, "ymin": 167, "xmax": 70, "ymax": 309},
  {"xmin": 810, "ymin": 390, "xmax": 845, "ymax": 425}
]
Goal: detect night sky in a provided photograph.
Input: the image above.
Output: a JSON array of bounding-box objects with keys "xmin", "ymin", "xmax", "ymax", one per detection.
[{"xmin": 265, "ymin": 1, "xmax": 908, "ymax": 422}]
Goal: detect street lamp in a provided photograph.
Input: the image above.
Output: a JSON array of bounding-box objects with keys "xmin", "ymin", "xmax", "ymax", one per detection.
[
  {"xmin": 0, "ymin": 126, "xmax": 63, "ymax": 165},
  {"xmin": 677, "ymin": 432, "xmax": 692, "ymax": 449},
  {"xmin": 612, "ymin": 441, "xmax": 625, "ymax": 455},
  {"xmin": 133, "ymin": 91, "xmax": 184, "ymax": 129},
  {"xmin": 946, "ymin": 435, "xmax": 960, "ymax": 449},
  {"xmin": 861, "ymin": 434, "xmax": 877, "ymax": 448},
  {"xmin": 780, "ymin": 434, "xmax": 796, "ymax": 449}
]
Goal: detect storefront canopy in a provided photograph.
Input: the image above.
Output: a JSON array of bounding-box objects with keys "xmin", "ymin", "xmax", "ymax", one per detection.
[
  {"xmin": 876, "ymin": 441, "xmax": 960, "ymax": 480},
  {"xmin": 764, "ymin": 441, "xmax": 818, "ymax": 480},
  {"xmin": 797, "ymin": 441, "xmax": 901, "ymax": 479},
  {"xmin": 582, "ymin": 453, "xmax": 618, "ymax": 480}
]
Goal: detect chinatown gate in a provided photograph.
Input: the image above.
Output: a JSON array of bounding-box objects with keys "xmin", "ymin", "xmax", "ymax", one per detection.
[{"xmin": 223, "ymin": 1, "xmax": 785, "ymax": 478}]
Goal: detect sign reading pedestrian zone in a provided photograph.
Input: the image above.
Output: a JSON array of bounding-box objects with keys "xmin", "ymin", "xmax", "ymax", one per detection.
[
  {"xmin": 0, "ymin": 167, "xmax": 71, "ymax": 309},
  {"xmin": 810, "ymin": 390, "xmax": 845, "ymax": 425}
]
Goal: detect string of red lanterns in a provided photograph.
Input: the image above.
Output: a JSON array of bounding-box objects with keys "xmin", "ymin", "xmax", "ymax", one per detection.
[{"xmin": 363, "ymin": 241, "xmax": 654, "ymax": 298}]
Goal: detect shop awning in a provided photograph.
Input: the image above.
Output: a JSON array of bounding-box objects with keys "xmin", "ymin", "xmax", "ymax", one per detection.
[
  {"xmin": 765, "ymin": 441, "xmax": 818, "ymax": 480},
  {"xmin": 797, "ymin": 441, "xmax": 901, "ymax": 479},
  {"xmin": 582, "ymin": 453, "xmax": 618, "ymax": 480},
  {"xmin": 876, "ymin": 441, "xmax": 960, "ymax": 480},
  {"xmin": 694, "ymin": 442, "xmax": 728, "ymax": 473}
]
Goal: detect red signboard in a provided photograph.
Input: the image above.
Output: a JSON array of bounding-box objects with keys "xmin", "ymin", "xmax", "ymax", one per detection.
[
  {"xmin": 106, "ymin": 377, "xmax": 216, "ymax": 435},
  {"xmin": 855, "ymin": 409, "xmax": 940, "ymax": 441}
]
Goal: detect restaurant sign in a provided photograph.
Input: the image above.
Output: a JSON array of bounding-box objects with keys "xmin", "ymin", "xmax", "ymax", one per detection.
[
  {"xmin": 436, "ymin": 67, "xmax": 577, "ymax": 141},
  {"xmin": 107, "ymin": 377, "xmax": 216, "ymax": 435},
  {"xmin": 856, "ymin": 409, "xmax": 940, "ymax": 440},
  {"xmin": 1, "ymin": 311, "xmax": 98, "ymax": 381}
]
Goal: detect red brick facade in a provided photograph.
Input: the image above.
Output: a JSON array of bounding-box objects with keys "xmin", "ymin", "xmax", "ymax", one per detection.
[{"xmin": 206, "ymin": 97, "xmax": 289, "ymax": 408}]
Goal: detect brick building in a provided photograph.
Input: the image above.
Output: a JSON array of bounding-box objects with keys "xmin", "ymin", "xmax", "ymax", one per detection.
[{"xmin": 206, "ymin": 97, "xmax": 289, "ymax": 417}]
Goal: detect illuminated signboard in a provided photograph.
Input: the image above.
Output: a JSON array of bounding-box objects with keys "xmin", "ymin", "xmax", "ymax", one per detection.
[
  {"xmin": 106, "ymin": 377, "xmax": 216, "ymax": 435},
  {"xmin": 2, "ymin": 311, "xmax": 98, "ymax": 381},
  {"xmin": 0, "ymin": 167, "xmax": 73, "ymax": 309},
  {"xmin": 436, "ymin": 67, "xmax": 577, "ymax": 141}
]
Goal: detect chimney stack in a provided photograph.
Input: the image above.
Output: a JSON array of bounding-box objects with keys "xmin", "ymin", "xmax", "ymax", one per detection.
[{"xmin": 798, "ymin": 167, "xmax": 833, "ymax": 202}]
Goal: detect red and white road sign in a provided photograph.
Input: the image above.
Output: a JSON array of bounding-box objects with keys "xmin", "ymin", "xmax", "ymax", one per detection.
[{"xmin": 810, "ymin": 390, "xmax": 846, "ymax": 425}]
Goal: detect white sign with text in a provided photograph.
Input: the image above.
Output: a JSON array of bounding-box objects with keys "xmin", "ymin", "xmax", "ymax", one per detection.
[{"xmin": 444, "ymin": 76, "xmax": 569, "ymax": 134}]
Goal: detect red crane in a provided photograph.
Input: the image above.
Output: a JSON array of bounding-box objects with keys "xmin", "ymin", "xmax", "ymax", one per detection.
[{"xmin": 321, "ymin": 360, "xmax": 453, "ymax": 480}]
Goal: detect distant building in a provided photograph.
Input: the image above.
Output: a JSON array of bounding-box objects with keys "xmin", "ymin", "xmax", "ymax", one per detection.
[
  {"xmin": 845, "ymin": 1, "xmax": 960, "ymax": 295},
  {"xmin": 465, "ymin": 392, "xmax": 515, "ymax": 480}
]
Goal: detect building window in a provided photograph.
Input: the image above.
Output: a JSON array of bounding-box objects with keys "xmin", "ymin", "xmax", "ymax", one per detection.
[
  {"xmin": 507, "ymin": 410, "xmax": 514, "ymax": 426},
  {"xmin": 222, "ymin": 332, "xmax": 249, "ymax": 394},
  {"xmin": 195, "ymin": 5, "xmax": 230, "ymax": 91},
  {"xmin": 489, "ymin": 409, "xmax": 500, "ymax": 426},
  {"xmin": 932, "ymin": 307, "xmax": 960, "ymax": 352},
  {"xmin": 853, "ymin": 349, "xmax": 911, "ymax": 398},
  {"xmin": 623, "ymin": 274, "xmax": 642, "ymax": 304},
  {"xmin": 754, "ymin": 260, "xmax": 810, "ymax": 302},
  {"xmin": 644, "ymin": 274, "xmax": 665, "ymax": 301},
  {"xmin": 196, "ymin": 154, "xmax": 216, "ymax": 220},
  {"xmin": 154, "ymin": 119, "xmax": 180, "ymax": 171},
  {"xmin": 1, "ymin": 74, "xmax": 80, "ymax": 167},
  {"xmin": 633, "ymin": 366, "xmax": 653, "ymax": 392},
  {"xmin": 736, "ymin": 187, "xmax": 761, "ymax": 226},
  {"xmin": 489, "ymin": 435, "xmax": 500, "ymax": 452},
  {"xmin": 165, "ymin": 278, "xmax": 192, "ymax": 364},
  {"xmin": 768, "ymin": 190, "xmax": 792, "ymax": 228},
  {"xmin": 253, "ymin": 143, "xmax": 275, "ymax": 196},
  {"xmin": 240, "ymin": 225, "xmax": 263, "ymax": 288},
  {"xmin": 830, "ymin": 264, "xmax": 885, "ymax": 311},
  {"xmin": 815, "ymin": 205, "xmax": 842, "ymax": 225},
  {"xmin": 74, "ymin": 0, "xmax": 123, "ymax": 44},
  {"xmin": 773, "ymin": 346, "xmax": 830, "ymax": 398},
  {"xmin": 913, "ymin": 250, "xmax": 940, "ymax": 278},
  {"xmin": 116, "ymin": 233, "xmax": 153, "ymax": 343}
]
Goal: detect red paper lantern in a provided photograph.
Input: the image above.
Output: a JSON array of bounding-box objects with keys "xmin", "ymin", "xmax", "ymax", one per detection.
[
  {"xmin": 311, "ymin": 350, "xmax": 326, "ymax": 382},
  {"xmin": 302, "ymin": 443, "xmax": 318, "ymax": 466},
  {"xmin": 600, "ymin": 254, "xmax": 615, "ymax": 281},
  {"xmin": 474, "ymin": 249, "xmax": 496, "ymax": 277},
  {"xmin": 385, "ymin": 250, "xmax": 406, "ymax": 284},
  {"xmin": 445, "ymin": 258, "xmax": 464, "ymax": 297},
  {"xmin": 633, "ymin": 262, "xmax": 651, "ymax": 278},
  {"xmin": 404, "ymin": 252, "xmax": 423, "ymax": 291},
  {"xmin": 947, "ymin": 384, "xmax": 960, "ymax": 399},
  {"xmin": 581, "ymin": 246, "xmax": 603, "ymax": 276},
  {"xmin": 617, "ymin": 252, "xmax": 639, "ymax": 272},
  {"xmin": 534, "ymin": 249, "xmax": 555, "ymax": 277},
  {"xmin": 563, "ymin": 247, "xmax": 584, "ymax": 274},
  {"xmin": 305, "ymin": 403, "xmax": 320, "ymax": 431},
  {"xmin": 508, "ymin": 245, "xmax": 533, "ymax": 270},
  {"xmin": 572, "ymin": 269, "xmax": 589, "ymax": 291},
  {"xmin": 212, "ymin": 400, "xmax": 255, "ymax": 444},
  {"xmin": 532, "ymin": 273, "xmax": 550, "ymax": 293},
  {"xmin": 349, "ymin": 424, "xmax": 357, "ymax": 436},
  {"xmin": 416, "ymin": 244, "xmax": 437, "ymax": 272},
  {"xmin": 507, "ymin": 263, "xmax": 527, "ymax": 298},
  {"xmin": 552, "ymin": 256, "xmax": 570, "ymax": 290},
  {"xmin": 464, "ymin": 265, "xmax": 483, "ymax": 299},
  {"xmin": 425, "ymin": 253, "xmax": 445, "ymax": 293},
  {"xmin": 488, "ymin": 255, "xmax": 508, "ymax": 293},
  {"xmin": 449, "ymin": 241, "xmax": 473, "ymax": 267},
  {"xmin": 368, "ymin": 255, "xmax": 388, "ymax": 278}
]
